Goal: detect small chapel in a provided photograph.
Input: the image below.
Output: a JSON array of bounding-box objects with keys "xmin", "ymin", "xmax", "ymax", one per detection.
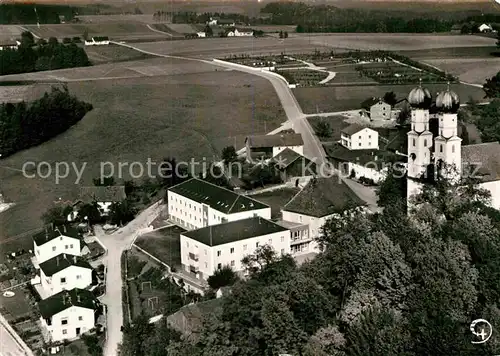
[{"xmin": 406, "ymin": 81, "xmax": 500, "ymax": 210}]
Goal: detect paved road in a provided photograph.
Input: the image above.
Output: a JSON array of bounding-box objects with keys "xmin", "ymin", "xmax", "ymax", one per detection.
[
  {"xmin": 99, "ymin": 202, "xmax": 162, "ymax": 356},
  {"xmin": 0, "ymin": 313, "xmax": 34, "ymax": 356}
]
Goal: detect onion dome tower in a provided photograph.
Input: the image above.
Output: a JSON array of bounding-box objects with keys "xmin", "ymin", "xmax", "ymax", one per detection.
[{"xmin": 434, "ymin": 83, "xmax": 462, "ymax": 181}]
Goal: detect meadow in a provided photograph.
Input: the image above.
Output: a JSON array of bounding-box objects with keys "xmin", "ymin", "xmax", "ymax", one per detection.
[
  {"xmin": 84, "ymin": 44, "xmax": 155, "ymax": 65},
  {"xmin": 0, "ymin": 25, "xmax": 23, "ymax": 42},
  {"xmin": 0, "ymin": 67, "xmax": 285, "ymax": 243},
  {"xmin": 422, "ymin": 58, "xmax": 500, "ymax": 86},
  {"xmin": 293, "ymin": 83, "xmax": 486, "ymax": 114}
]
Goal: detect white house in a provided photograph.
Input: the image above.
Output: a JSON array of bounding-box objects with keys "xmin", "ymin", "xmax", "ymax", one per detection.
[
  {"xmin": 361, "ymin": 97, "xmax": 392, "ymax": 121},
  {"xmin": 75, "ymin": 185, "xmax": 126, "ymax": 216},
  {"xmin": 197, "ymin": 32, "xmax": 206, "ymax": 38},
  {"xmin": 179, "ymin": 216, "xmax": 290, "ymax": 281},
  {"xmin": 340, "ymin": 124, "xmax": 379, "ymax": 150},
  {"xmin": 206, "ymin": 17, "xmax": 219, "ymax": 26},
  {"xmin": 245, "ymin": 133, "xmax": 304, "ymax": 162},
  {"xmin": 33, "ymin": 226, "xmax": 82, "ymax": 264},
  {"xmin": 84, "ymin": 36, "xmax": 109, "ymax": 46},
  {"xmin": 38, "ymin": 289, "xmax": 100, "ymax": 343},
  {"xmin": 479, "ymin": 23, "xmax": 493, "ymax": 33},
  {"xmin": 39, "ymin": 254, "xmax": 93, "ymax": 297},
  {"xmin": 0, "ymin": 40, "xmax": 20, "ymax": 51},
  {"xmin": 168, "ymin": 178, "xmax": 271, "ymax": 230},
  {"xmin": 227, "ymin": 29, "xmax": 254, "ymax": 37},
  {"xmin": 281, "ymin": 177, "xmax": 366, "ymax": 254}
]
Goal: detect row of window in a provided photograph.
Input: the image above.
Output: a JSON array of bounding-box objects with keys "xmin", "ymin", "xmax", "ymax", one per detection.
[
  {"xmin": 214, "ymin": 249, "xmax": 287, "ymax": 270},
  {"xmin": 61, "ymin": 316, "xmax": 83, "ymax": 325},
  {"xmin": 172, "ymin": 206, "xmax": 225, "ymax": 224},
  {"xmin": 411, "ymin": 138, "xmax": 456, "ymax": 153}
]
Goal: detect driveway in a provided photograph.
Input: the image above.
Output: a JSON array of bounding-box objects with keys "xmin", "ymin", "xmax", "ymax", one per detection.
[{"xmin": 99, "ymin": 201, "xmax": 162, "ymax": 356}]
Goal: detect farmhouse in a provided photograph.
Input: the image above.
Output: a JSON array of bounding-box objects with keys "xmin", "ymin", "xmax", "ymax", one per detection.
[
  {"xmin": 167, "ymin": 178, "xmax": 271, "ymax": 230},
  {"xmin": 361, "ymin": 97, "xmax": 391, "ymax": 121},
  {"xmin": 33, "ymin": 225, "xmax": 82, "ymax": 264},
  {"xmin": 0, "ymin": 40, "xmax": 20, "ymax": 51},
  {"xmin": 218, "ymin": 19, "xmax": 236, "ymax": 27},
  {"xmin": 38, "ymin": 288, "xmax": 101, "ymax": 343},
  {"xmin": 179, "ymin": 216, "xmax": 290, "ymax": 281},
  {"xmin": 245, "ymin": 133, "xmax": 304, "ymax": 162},
  {"xmin": 206, "ymin": 17, "xmax": 219, "ymax": 26},
  {"xmin": 340, "ymin": 124, "xmax": 379, "ymax": 150},
  {"xmin": 479, "ymin": 23, "xmax": 493, "ymax": 33},
  {"xmin": 406, "ymin": 83, "xmax": 500, "ymax": 210},
  {"xmin": 197, "ymin": 32, "xmax": 206, "ymax": 38},
  {"xmin": 38, "ymin": 254, "xmax": 94, "ymax": 297},
  {"xmin": 84, "ymin": 36, "xmax": 110, "ymax": 46},
  {"xmin": 226, "ymin": 28, "xmax": 254, "ymax": 37},
  {"xmin": 281, "ymin": 177, "xmax": 365, "ymax": 255},
  {"xmin": 75, "ymin": 185, "xmax": 126, "ymax": 215},
  {"xmin": 270, "ymin": 148, "xmax": 316, "ymax": 183}
]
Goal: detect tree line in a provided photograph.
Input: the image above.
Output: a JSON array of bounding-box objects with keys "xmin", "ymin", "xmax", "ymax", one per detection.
[
  {"xmin": 0, "ymin": 86, "xmax": 92, "ymax": 157},
  {"xmin": 0, "ymin": 32, "xmax": 91, "ymax": 76},
  {"xmin": 119, "ymin": 166, "xmax": 500, "ymax": 355},
  {"xmin": 0, "ymin": 4, "xmax": 77, "ymax": 24}
]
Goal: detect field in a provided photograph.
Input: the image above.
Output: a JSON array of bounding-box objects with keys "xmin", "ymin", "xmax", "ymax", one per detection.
[
  {"xmin": 166, "ymin": 24, "xmax": 199, "ymax": 34},
  {"xmin": 249, "ymin": 188, "xmax": 300, "ymax": 219},
  {"xmin": 25, "ymin": 22, "xmax": 169, "ymax": 41},
  {"xmin": 133, "ymin": 226, "xmax": 185, "ymax": 269},
  {"xmin": 0, "ymin": 25, "xmax": 23, "ymax": 42},
  {"xmin": 294, "ymin": 83, "xmax": 486, "ymax": 114},
  {"xmin": 0, "ymin": 62, "xmax": 285, "ymax": 243},
  {"xmin": 85, "ymin": 44, "xmax": 155, "ymax": 64},
  {"xmin": 422, "ymin": 58, "xmax": 500, "ymax": 86},
  {"xmin": 398, "ymin": 46, "xmax": 499, "ymax": 60}
]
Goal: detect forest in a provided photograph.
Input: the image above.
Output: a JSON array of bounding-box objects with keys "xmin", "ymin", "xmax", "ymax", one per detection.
[
  {"xmin": 118, "ymin": 163, "xmax": 500, "ymax": 355},
  {"xmin": 0, "ymin": 86, "xmax": 92, "ymax": 157},
  {"xmin": 0, "ymin": 3, "xmax": 77, "ymax": 24},
  {"xmin": 0, "ymin": 32, "xmax": 91, "ymax": 76}
]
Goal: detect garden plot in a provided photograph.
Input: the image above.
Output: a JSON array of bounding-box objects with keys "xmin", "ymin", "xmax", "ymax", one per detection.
[
  {"xmin": 355, "ymin": 61, "xmax": 445, "ymax": 84},
  {"xmin": 276, "ymin": 69, "xmax": 329, "ymax": 86}
]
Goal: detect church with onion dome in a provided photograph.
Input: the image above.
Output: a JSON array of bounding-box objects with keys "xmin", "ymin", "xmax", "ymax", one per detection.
[{"xmin": 406, "ymin": 80, "xmax": 500, "ymax": 210}]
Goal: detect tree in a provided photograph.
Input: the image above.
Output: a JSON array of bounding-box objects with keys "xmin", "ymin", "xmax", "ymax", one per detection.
[
  {"xmin": 383, "ymin": 91, "xmax": 397, "ymax": 106},
  {"xmin": 83, "ymin": 28, "xmax": 89, "ymax": 41},
  {"xmin": 42, "ymin": 205, "xmax": 73, "ymax": 225},
  {"xmin": 207, "ymin": 265, "xmax": 239, "ymax": 290},
  {"xmin": 48, "ymin": 37, "xmax": 58, "ymax": 46},
  {"xmin": 204, "ymin": 24, "xmax": 213, "ymax": 37},
  {"xmin": 483, "ymin": 72, "xmax": 500, "ymax": 98},
  {"xmin": 108, "ymin": 200, "xmax": 137, "ymax": 226},
  {"xmin": 314, "ymin": 120, "xmax": 331, "ymax": 138},
  {"xmin": 296, "ymin": 24, "xmax": 305, "ymax": 33},
  {"xmin": 284, "ymin": 31, "xmax": 288, "ymax": 38},
  {"xmin": 221, "ymin": 145, "xmax": 237, "ymax": 164},
  {"xmin": 77, "ymin": 202, "xmax": 102, "ymax": 225},
  {"xmin": 159, "ymin": 157, "xmax": 190, "ymax": 189},
  {"xmin": 119, "ymin": 314, "xmax": 154, "ymax": 356},
  {"xmin": 279, "ymin": 30, "xmax": 284, "ymax": 38},
  {"xmin": 93, "ymin": 176, "xmax": 115, "ymax": 186},
  {"xmin": 20, "ymin": 31, "xmax": 34, "ymax": 47},
  {"xmin": 376, "ymin": 165, "xmax": 407, "ymax": 208}
]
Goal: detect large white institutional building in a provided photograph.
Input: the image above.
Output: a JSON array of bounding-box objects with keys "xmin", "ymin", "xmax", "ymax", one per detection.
[{"xmin": 406, "ymin": 82, "xmax": 500, "ymax": 209}]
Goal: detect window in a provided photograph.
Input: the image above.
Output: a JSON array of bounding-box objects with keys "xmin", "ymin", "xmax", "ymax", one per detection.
[
  {"xmin": 60, "ymin": 277, "xmax": 66, "ymax": 284},
  {"xmin": 359, "ymin": 135, "xmax": 361, "ymax": 139},
  {"xmin": 217, "ymin": 263, "xmax": 222, "ymax": 269},
  {"xmin": 440, "ymin": 145, "xmax": 443, "ymax": 153},
  {"xmin": 186, "ymin": 242, "xmax": 189, "ymax": 247},
  {"xmin": 62, "ymin": 329, "xmax": 67, "ymax": 335},
  {"xmin": 281, "ymin": 236, "xmax": 284, "ymax": 242},
  {"xmin": 413, "ymin": 139, "xmax": 416, "ymax": 146},
  {"xmin": 424, "ymin": 139, "xmax": 427, "ymax": 147},
  {"xmin": 268, "ymin": 239, "xmax": 272, "ymax": 244},
  {"xmin": 281, "ymin": 249, "xmax": 285, "ymax": 255},
  {"xmin": 299, "ymin": 215, "xmax": 302, "ymax": 222},
  {"xmin": 70, "ymin": 244, "xmax": 73, "ymax": 249},
  {"xmin": 65, "ymin": 245, "xmax": 68, "ymax": 249},
  {"xmin": 368, "ymin": 135, "xmax": 371, "ymax": 139},
  {"xmin": 256, "ymin": 242, "xmax": 259, "ymax": 248},
  {"xmin": 61, "ymin": 318, "xmax": 68, "ymax": 325},
  {"xmin": 205, "ymin": 262, "xmax": 208, "ymax": 268},
  {"xmin": 52, "ymin": 246, "xmax": 56, "ymax": 252},
  {"xmin": 204, "ymin": 249, "xmax": 207, "ymax": 255},
  {"xmin": 76, "ymin": 275, "xmax": 81, "ymax": 280},
  {"xmin": 452, "ymin": 145, "xmax": 455, "ymax": 153},
  {"xmin": 359, "ymin": 143, "xmax": 361, "ymax": 146},
  {"xmin": 78, "ymin": 316, "xmax": 83, "ymax": 321},
  {"xmin": 230, "ymin": 247, "xmax": 234, "ymax": 253},
  {"xmin": 369, "ymin": 142, "xmax": 371, "ymax": 146},
  {"xmin": 37, "ymin": 250, "xmax": 40, "ymax": 255},
  {"xmin": 243, "ymin": 244, "xmax": 247, "ymax": 250},
  {"xmin": 217, "ymin": 250, "xmax": 221, "ymax": 257},
  {"xmin": 230, "ymin": 260, "xmax": 235, "ymax": 267}
]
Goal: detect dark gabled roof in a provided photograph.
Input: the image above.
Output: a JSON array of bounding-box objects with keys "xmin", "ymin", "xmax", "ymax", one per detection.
[
  {"xmin": 341, "ymin": 124, "xmax": 367, "ymax": 136},
  {"xmin": 92, "ymin": 36, "xmax": 109, "ymax": 41},
  {"xmin": 246, "ymin": 133, "xmax": 304, "ymax": 148},
  {"xmin": 270, "ymin": 148, "xmax": 302, "ymax": 168},
  {"xmin": 394, "ymin": 98, "xmax": 410, "ymax": 110},
  {"xmin": 283, "ymin": 177, "xmax": 365, "ymax": 217},
  {"xmin": 168, "ymin": 178, "xmax": 268, "ymax": 214},
  {"xmin": 39, "ymin": 253, "xmax": 93, "ymax": 277},
  {"xmin": 0, "ymin": 41, "xmax": 18, "ymax": 47},
  {"xmin": 78, "ymin": 186, "xmax": 126, "ymax": 204},
  {"xmin": 218, "ymin": 19, "xmax": 235, "ymax": 24},
  {"xmin": 33, "ymin": 225, "xmax": 80, "ymax": 247},
  {"xmin": 462, "ymin": 142, "xmax": 500, "ymax": 183},
  {"xmin": 182, "ymin": 217, "xmax": 288, "ymax": 247},
  {"xmin": 38, "ymin": 288, "xmax": 99, "ymax": 319}
]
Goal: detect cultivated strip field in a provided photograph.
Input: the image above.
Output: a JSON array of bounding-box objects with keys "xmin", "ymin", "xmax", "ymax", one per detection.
[
  {"xmin": 85, "ymin": 44, "xmax": 155, "ymax": 64},
  {"xmin": 76, "ymin": 14, "xmax": 163, "ymax": 24},
  {"xmin": 0, "ymin": 69, "xmax": 286, "ymax": 240},
  {"xmin": 423, "ymin": 58, "xmax": 500, "ymax": 85},
  {"xmin": 25, "ymin": 22, "xmax": 168, "ymax": 41},
  {"xmin": 0, "ymin": 25, "xmax": 23, "ymax": 41},
  {"xmin": 166, "ymin": 23, "xmax": 199, "ymax": 34}
]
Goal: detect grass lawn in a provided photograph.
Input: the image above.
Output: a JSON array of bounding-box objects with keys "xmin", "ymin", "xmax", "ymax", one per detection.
[
  {"xmin": 0, "ymin": 287, "xmax": 35, "ymax": 322},
  {"xmin": 85, "ymin": 44, "xmax": 155, "ymax": 65},
  {"xmin": 249, "ymin": 188, "xmax": 300, "ymax": 219},
  {"xmin": 294, "ymin": 83, "xmax": 486, "ymax": 114},
  {"xmin": 0, "ymin": 67, "xmax": 285, "ymax": 245},
  {"xmin": 397, "ymin": 46, "xmax": 499, "ymax": 60},
  {"xmin": 134, "ymin": 226, "xmax": 186, "ymax": 269}
]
